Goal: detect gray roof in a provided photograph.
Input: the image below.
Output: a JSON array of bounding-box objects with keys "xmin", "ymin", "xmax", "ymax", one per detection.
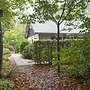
[{"xmin": 31, "ymin": 20, "xmax": 82, "ymax": 34}]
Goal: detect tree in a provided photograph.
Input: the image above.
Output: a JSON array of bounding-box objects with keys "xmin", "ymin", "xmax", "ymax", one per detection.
[
  {"xmin": 3, "ymin": 24, "xmax": 25, "ymax": 53},
  {"xmin": 0, "ymin": 0, "xmax": 33, "ymax": 78},
  {"xmin": 0, "ymin": 10, "xmax": 3, "ymax": 78},
  {"xmin": 23, "ymin": 0, "xmax": 89, "ymax": 72}
]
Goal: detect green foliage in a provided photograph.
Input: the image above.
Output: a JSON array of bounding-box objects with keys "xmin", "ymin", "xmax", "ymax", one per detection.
[
  {"xmin": 0, "ymin": 0, "xmax": 33, "ymax": 30},
  {"xmin": 32, "ymin": 40, "xmax": 55, "ymax": 64},
  {"xmin": 25, "ymin": 0, "xmax": 89, "ymax": 26},
  {"xmin": 0, "ymin": 55, "xmax": 15, "ymax": 90},
  {"xmin": 63, "ymin": 41, "xmax": 86, "ymax": 78},
  {"xmin": 60, "ymin": 35, "xmax": 90, "ymax": 79},
  {"xmin": 32, "ymin": 37, "xmax": 90, "ymax": 79},
  {"xmin": 22, "ymin": 44, "xmax": 32, "ymax": 59},
  {"xmin": 2, "ymin": 60, "xmax": 15, "ymax": 77},
  {"xmin": 3, "ymin": 48, "xmax": 11, "ymax": 55},
  {"xmin": 32, "ymin": 40, "xmax": 69, "ymax": 64},
  {"xmin": 19, "ymin": 39, "xmax": 30, "ymax": 53},
  {"xmin": 8, "ymin": 45, "xmax": 15, "ymax": 52},
  {"xmin": 3, "ymin": 54, "xmax": 11, "ymax": 61},
  {"xmin": 3, "ymin": 24, "xmax": 26, "ymax": 53},
  {"xmin": 18, "ymin": 39, "xmax": 33, "ymax": 59},
  {"xmin": 82, "ymin": 32, "xmax": 90, "ymax": 61},
  {"xmin": 0, "ymin": 78, "xmax": 14, "ymax": 90}
]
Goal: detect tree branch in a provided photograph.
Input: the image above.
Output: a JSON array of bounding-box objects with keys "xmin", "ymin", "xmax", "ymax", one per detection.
[
  {"xmin": 59, "ymin": 0, "xmax": 82, "ymax": 25},
  {"xmin": 58, "ymin": 0, "xmax": 67, "ymax": 23},
  {"xmin": 49, "ymin": 13, "xmax": 57, "ymax": 23}
]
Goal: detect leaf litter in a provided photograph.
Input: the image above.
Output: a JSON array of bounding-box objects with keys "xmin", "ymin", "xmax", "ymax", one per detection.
[{"xmin": 10, "ymin": 64, "xmax": 60, "ymax": 90}]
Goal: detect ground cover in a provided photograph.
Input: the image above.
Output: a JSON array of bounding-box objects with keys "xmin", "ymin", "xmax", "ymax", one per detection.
[
  {"xmin": 2, "ymin": 54, "xmax": 90, "ymax": 90},
  {"xmin": 8, "ymin": 60, "xmax": 90, "ymax": 90},
  {"xmin": 9, "ymin": 64, "xmax": 60, "ymax": 90}
]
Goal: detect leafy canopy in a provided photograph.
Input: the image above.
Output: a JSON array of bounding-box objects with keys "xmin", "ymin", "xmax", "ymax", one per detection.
[
  {"xmin": 22, "ymin": 0, "xmax": 89, "ymax": 25},
  {"xmin": 0, "ymin": 0, "xmax": 33, "ymax": 30}
]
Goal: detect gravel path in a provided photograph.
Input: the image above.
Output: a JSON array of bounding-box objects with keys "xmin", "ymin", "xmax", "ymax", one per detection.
[
  {"xmin": 9, "ymin": 54, "xmax": 35, "ymax": 66},
  {"xmin": 9, "ymin": 54, "xmax": 60, "ymax": 90}
]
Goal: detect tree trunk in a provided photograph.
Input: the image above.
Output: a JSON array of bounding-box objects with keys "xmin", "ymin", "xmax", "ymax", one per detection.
[
  {"xmin": 57, "ymin": 23, "xmax": 60, "ymax": 73},
  {"xmin": 0, "ymin": 20, "xmax": 3, "ymax": 78}
]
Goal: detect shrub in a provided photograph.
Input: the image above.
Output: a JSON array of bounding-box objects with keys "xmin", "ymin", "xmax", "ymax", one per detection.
[
  {"xmin": 8, "ymin": 45, "xmax": 15, "ymax": 52},
  {"xmin": 2, "ymin": 60, "xmax": 15, "ymax": 77},
  {"xmin": 0, "ymin": 78, "xmax": 14, "ymax": 90},
  {"xmin": 14, "ymin": 42, "xmax": 20, "ymax": 53},
  {"xmin": 3, "ymin": 48, "xmax": 11, "ymax": 55},
  {"xmin": 3, "ymin": 54, "xmax": 11, "ymax": 61},
  {"xmin": 18, "ymin": 39, "xmax": 30, "ymax": 53},
  {"xmin": 32, "ymin": 40, "xmax": 55, "ymax": 64},
  {"xmin": 63, "ymin": 39, "xmax": 90, "ymax": 79},
  {"xmin": 22, "ymin": 44, "xmax": 32, "ymax": 59},
  {"xmin": 32, "ymin": 40, "xmax": 69, "ymax": 64}
]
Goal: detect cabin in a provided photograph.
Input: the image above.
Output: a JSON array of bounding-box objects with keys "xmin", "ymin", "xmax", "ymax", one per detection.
[{"xmin": 25, "ymin": 20, "xmax": 83, "ymax": 43}]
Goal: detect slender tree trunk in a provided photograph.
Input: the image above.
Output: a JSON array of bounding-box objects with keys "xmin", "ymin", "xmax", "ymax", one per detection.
[
  {"xmin": 0, "ymin": 20, "xmax": 3, "ymax": 78},
  {"xmin": 57, "ymin": 23, "xmax": 60, "ymax": 73}
]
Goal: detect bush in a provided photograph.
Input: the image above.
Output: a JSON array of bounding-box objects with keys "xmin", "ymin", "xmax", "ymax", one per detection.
[
  {"xmin": 3, "ymin": 54, "xmax": 11, "ymax": 61},
  {"xmin": 32, "ymin": 40, "xmax": 55, "ymax": 64},
  {"xmin": 0, "ymin": 78, "xmax": 14, "ymax": 90},
  {"xmin": 8, "ymin": 45, "xmax": 15, "ymax": 52},
  {"xmin": 18, "ymin": 39, "xmax": 30, "ymax": 53},
  {"xmin": 22, "ymin": 44, "xmax": 32, "ymax": 59},
  {"xmin": 62, "ymin": 38, "xmax": 90, "ymax": 79},
  {"xmin": 2, "ymin": 59, "xmax": 15, "ymax": 77},
  {"xmin": 32, "ymin": 40, "xmax": 69, "ymax": 64},
  {"xmin": 3, "ymin": 48, "xmax": 11, "ymax": 55},
  {"xmin": 14, "ymin": 42, "xmax": 20, "ymax": 53}
]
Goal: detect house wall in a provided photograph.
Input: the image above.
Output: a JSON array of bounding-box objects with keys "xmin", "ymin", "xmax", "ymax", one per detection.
[
  {"xmin": 28, "ymin": 34, "xmax": 39, "ymax": 43},
  {"xmin": 28, "ymin": 33, "xmax": 83, "ymax": 43},
  {"xmin": 39, "ymin": 33, "xmax": 56, "ymax": 40},
  {"xmin": 28, "ymin": 33, "xmax": 56, "ymax": 43}
]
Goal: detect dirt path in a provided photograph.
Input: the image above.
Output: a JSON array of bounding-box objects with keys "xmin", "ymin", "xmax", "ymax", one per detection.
[
  {"xmin": 9, "ymin": 54, "xmax": 35, "ymax": 66},
  {"xmin": 9, "ymin": 54, "xmax": 60, "ymax": 90},
  {"xmin": 10, "ymin": 64, "xmax": 60, "ymax": 90},
  {"xmin": 9, "ymin": 54, "xmax": 90, "ymax": 90}
]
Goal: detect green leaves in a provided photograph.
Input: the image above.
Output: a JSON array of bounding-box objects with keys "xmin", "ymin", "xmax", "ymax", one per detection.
[
  {"xmin": 3, "ymin": 24, "xmax": 25, "ymax": 53},
  {"xmin": 30, "ymin": 0, "xmax": 89, "ymax": 24},
  {"xmin": 32, "ymin": 40, "xmax": 56, "ymax": 64},
  {"xmin": 62, "ymin": 36, "xmax": 90, "ymax": 79},
  {"xmin": 0, "ymin": 0, "xmax": 34, "ymax": 29},
  {"xmin": 0, "ymin": 79, "xmax": 14, "ymax": 90},
  {"xmin": 18, "ymin": 39, "xmax": 30, "ymax": 53}
]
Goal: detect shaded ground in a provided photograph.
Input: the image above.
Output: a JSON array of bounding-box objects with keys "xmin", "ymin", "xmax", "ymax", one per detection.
[
  {"xmin": 9, "ymin": 62, "xmax": 90, "ymax": 90},
  {"xmin": 10, "ymin": 64, "xmax": 60, "ymax": 90},
  {"xmin": 8, "ymin": 54, "xmax": 90, "ymax": 90},
  {"xmin": 59, "ymin": 72, "xmax": 90, "ymax": 90}
]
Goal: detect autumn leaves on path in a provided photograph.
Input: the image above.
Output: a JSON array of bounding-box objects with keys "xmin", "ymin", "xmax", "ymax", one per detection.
[
  {"xmin": 10, "ymin": 64, "xmax": 60, "ymax": 90},
  {"xmin": 9, "ymin": 54, "xmax": 60, "ymax": 90}
]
